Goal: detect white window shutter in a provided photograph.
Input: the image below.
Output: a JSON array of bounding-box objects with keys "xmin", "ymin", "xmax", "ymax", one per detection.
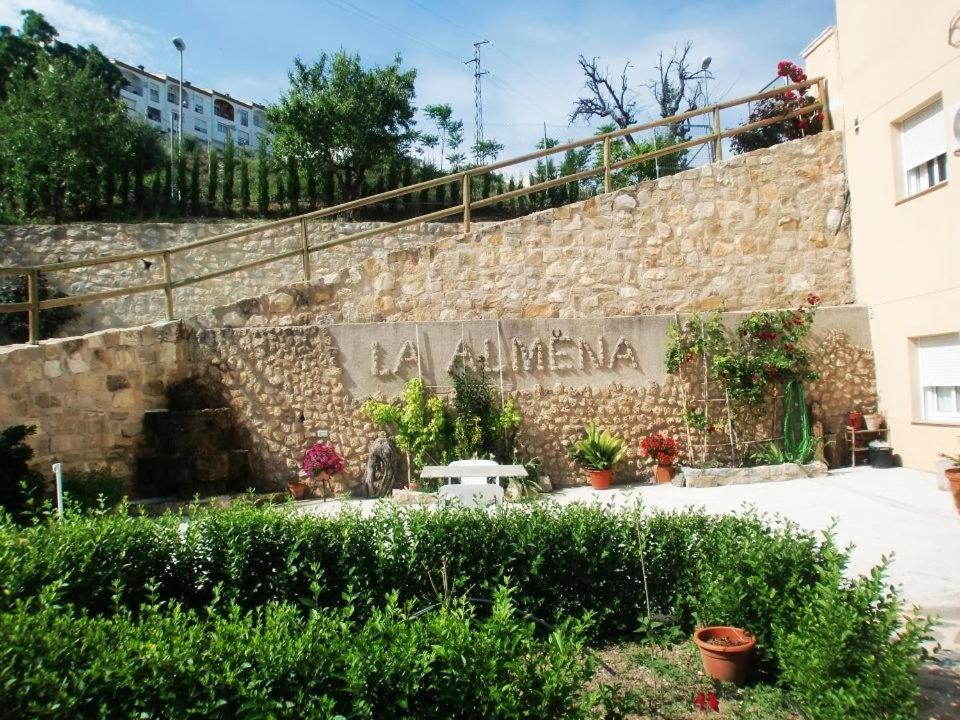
[
  {"xmin": 901, "ymin": 100, "xmax": 945, "ymax": 170},
  {"xmin": 918, "ymin": 334, "xmax": 960, "ymax": 387}
]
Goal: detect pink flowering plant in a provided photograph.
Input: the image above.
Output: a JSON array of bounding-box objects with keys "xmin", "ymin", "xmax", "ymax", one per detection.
[{"xmin": 302, "ymin": 441, "xmax": 344, "ymax": 478}]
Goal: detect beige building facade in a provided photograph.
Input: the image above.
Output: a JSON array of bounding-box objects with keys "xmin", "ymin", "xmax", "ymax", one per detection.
[{"xmin": 804, "ymin": 1, "xmax": 960, "ymax": 470}]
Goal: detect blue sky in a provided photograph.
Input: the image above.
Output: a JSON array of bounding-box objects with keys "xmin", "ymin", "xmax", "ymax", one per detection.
[{"xmin": 0, "ymin": 0, "xmax": 836, "ymax": 164}]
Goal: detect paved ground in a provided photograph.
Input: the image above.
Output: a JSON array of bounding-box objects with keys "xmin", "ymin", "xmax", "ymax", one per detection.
[{"xmin": 299, "ymin": 467, "xmax": 959, "ymax": 644}]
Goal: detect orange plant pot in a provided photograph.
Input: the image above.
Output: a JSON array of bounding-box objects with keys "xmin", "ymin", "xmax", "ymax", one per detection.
[
  {"xmin": 587, "ymin": 469, "xmax": 612, "ymax": 490},
  {"xmin": 946, "ymin": 468, "xmax": 960, "ymax": 515},
  {"xmin": 287, "ymin": 481, "xmax": 309, "ymax": 500},
  {"xmin": 654, "ymin": 464, "xmax": 674, "ymax": 484},
  {"xmin": 693, "ymin": 626, "xmax": 756, "ymax": 686}
]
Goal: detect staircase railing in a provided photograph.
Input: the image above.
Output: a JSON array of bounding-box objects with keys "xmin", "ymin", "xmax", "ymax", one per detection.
[{"xmin": 0, "ymin": 78, "xmax": 829, "ymax": 344}]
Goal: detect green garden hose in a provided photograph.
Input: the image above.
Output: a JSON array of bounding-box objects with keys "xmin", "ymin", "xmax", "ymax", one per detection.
[{"xmin": 783, "ymin": 380, "xmax": 812, "ymax": 463}]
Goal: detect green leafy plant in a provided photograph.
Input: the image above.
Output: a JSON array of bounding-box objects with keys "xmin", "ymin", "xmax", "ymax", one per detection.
[
  {"xmin": 0, "ymin": 273, "xmax": 79, "ymax": 344},
  {"xmin": 568, "ymin": 423, "xmax": 626, "ymax": 471},
  {"xmin": 448, "ymin": 358, "xmax": 523, "ymax": 462},
  {"xmin": 362, "ymin": 378, "xmax": 448, "ymax": 483},
  {"xmin": 940, "ymin": 437, "xmax": 960, "ymax": 467}
]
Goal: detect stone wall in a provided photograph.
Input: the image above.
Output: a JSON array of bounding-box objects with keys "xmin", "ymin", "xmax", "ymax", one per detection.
[
  {"xmin": 0, "ymin": 321, "xmax": 191, "ymax": 482},
  {"xmin": 194, "ymin": 132, "xmax": 853, "ymax": 329},
  {"xmin": 0, "ymin": 220, "xmax": 474, "ymax": 335},
  {"xmin": 0, "ymin": 307, "xmax": 876, "ymax": 494}
]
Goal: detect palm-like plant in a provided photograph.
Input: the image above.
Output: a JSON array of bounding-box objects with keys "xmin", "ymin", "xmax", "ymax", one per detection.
[{"xmin": 568, "ymin": 423, "xmax": 626, "ymax": 470}]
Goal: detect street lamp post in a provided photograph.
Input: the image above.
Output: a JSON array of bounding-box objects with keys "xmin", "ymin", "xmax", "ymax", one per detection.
[
  {"xmin": 701, "ymin": 56, "xmax": 713, "ymax": 161},
  {"xmin": 172, "ymin": 37, "xmax": 186, "ymax": 201}
]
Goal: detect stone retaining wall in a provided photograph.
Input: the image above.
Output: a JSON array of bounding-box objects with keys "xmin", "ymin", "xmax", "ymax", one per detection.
[
  {"xmin": 0, "ymin": 220, "xmax": 474, "ymax": 335},
  {"xmin": 193, "ymin": 132, "xmax": 853, "ymax": 328},
  {"xmin": 0, "ymin": 308, "xmax": 877, "ymax": 494},
  {"xmin": 678, "ymin": 462, "xmax": 828, "ymax": 488}
]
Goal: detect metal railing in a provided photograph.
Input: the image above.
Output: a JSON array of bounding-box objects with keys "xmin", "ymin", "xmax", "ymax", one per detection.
[{"xmin": 0, "ymin": 78, "xmax": 829, "ymax": 344}]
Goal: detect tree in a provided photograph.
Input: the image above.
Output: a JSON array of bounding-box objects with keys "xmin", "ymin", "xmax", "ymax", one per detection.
[
  {"xmin": 286, "ymin": 154, "xmax": 300, "ymax": 214},
  {"xmin": 0, "ymin": 273, "xmax": 78, "ymax": 344},
  {"xmin": 176, "ymin": 152, "xmax": 187, "ymax": 216},
  {"xmin": 570, "ymin": 55, "xmax": 638, "ymax": 146},
  {"xmin": 0, "ymin": 10, "xmax": 122, "ymax": 101},
  {"xmin": 471, "ymin": 139, "xmax": 504, "ymax": 165},
  {"xmin": 189, "ymin": 146, "xmax": 201, "ymax": 216},
  {"xmin": 424, "ymin": 103, "xmax": 454, "ymax": 170},
  {"xmin": 206, "ymin": 149, "xmax": 219, "ymax": 213},
  {"xmin": 222, "ymin": 136, "xmax": 236, "ymax": 215},
  {"xmin": 646, "ymin": 42, "xmax": 711, "ymax": 145},
  {"xmin": 306, "ymin": 161, "xmax": 318, "ymax": 209},
  {"xmin": 256, "ymin": 143, "xmax": 269, "ymax": 215},
  {"xmin": 239, "ymin": 155, "xmax": 250, "ymax": 216},
  {"xmin": 268, "ymin": 50, "xmax": 417, "ymax": 201},
  {"xmin": 0, "ymin": 58, "xmax": 134, "ymax": 221},
  {"xmin": 445, "ymin": 119, "xmax": 466, "ymax": 169}
]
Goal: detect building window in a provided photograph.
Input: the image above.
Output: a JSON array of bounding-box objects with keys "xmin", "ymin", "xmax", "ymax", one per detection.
[
  {"xmin": 917, "ymin": 334, "xmax": 960, "ymax": 423},
  {"xmin": 217, "ymin": 122, "xmax": 232, "ymax": 137},
  {"xmin": 146, "ymin": 107, "xmax": 162, "ymax": 123},
  {"xmin": 149, "ymin": 83, "xmax": 160, "ymax": 103},
  {"xmin": 123, "ymin": 74, "xmax": 143, "ymax": 96},
  {"xmin": 214, "ymin": 99, "xmax": 235, "ymax": 121},
  {"xmin": 122, "ymin": 98, "xmax": 137, "ymax": 112},
  {"xmin": 900, "ymin": 99, "xmax": 947, "ymax": 197},
  {"xmin": 253, "ymin": 112, "xmax": 265, "ymax": 128},
  {"xmin": 195, "ymin": 119, "xmax": 207, "ymax": 134},
  {"xmin": 237, "ymin": 130, "xmax": 250, "ymax": 146},
  {"xmin": 239, "ymin": 109, "xmax": 249, "ymax": 127},
  {"xmin": 168, "ymin": 89, "xmax": 177, "ymax": 104},
  {"xmin": 195, "ymin": 94, "xmax": 204, "ymax": 113}
]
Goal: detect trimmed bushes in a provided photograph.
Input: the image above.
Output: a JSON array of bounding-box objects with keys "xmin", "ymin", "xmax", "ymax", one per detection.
[
  {"xmin": 0, "ymin": 591, "xmax": 597, "ymax": 720},
  {"xmin": 0, "ymin": 502, "xmax": 931, "ymax": 720}
]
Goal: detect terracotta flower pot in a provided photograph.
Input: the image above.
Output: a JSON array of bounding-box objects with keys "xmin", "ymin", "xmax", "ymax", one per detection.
[
  {"xmin": 946, "ymin": 468, "xmax": 960, "ymax": 515},
  {"xmin": 654, "ymin": 463, "xmax": 674, "ymax": 484},
  {"xmin": 847, "ymin": 411, "xmax": 864, "ymax": 431},
  {"xmin": 587, "ymin": 469, "xmax": 612, "ymax": 490},
  {"xmin": 693, "ymin": 626, "xmax": 756, "ymax": 686},
  {"xmin": 287, "ymin": 481, "xmax": 309, "ymax": 500}
]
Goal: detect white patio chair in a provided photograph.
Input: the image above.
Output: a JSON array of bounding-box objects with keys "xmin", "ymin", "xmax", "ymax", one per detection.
[{"xmin": 448, "ymin": 458, "xmax": 500, "ymax": 485}]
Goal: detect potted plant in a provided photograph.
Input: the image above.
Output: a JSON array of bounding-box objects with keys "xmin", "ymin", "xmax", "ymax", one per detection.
[
  {"xmin": 300, "ymin": 441, "xmax": 345, "ymax": 500},
  {"xmin": 568, "ymin": 423, "xmax": 626, "ymax": 490},
  {"xmin": 940, "ymin": 441, "xmax": 960, "ymax": 514},
  {"xmin": 641, "ymin": 432, "xmax": 679, "ymax": 483},
  {"xmin": 693, "ymin": 626, "xmax": 756, "ymax": 686}
]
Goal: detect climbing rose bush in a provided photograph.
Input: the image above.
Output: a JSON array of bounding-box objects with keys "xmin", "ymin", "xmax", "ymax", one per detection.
[{"xmin": 302, "ymin": 442, "xmax": 344, "ymax": 477}]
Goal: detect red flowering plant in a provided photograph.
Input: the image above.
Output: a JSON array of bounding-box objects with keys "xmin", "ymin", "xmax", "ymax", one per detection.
[
  {"xmin": 731, "ymin": 59, "xmax": 824, "ymax": 155},
  {"xmin": 640, "ymin": 433, "xmax": 679, "ymax": 466},
  {"xmin": 302, "ymin": 441, "xmax": 344, "ymax": 479}
]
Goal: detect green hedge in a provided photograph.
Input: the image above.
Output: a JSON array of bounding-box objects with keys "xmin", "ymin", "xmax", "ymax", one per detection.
[
  {"xmin": 0, "ymin": 502, "xmax": 932, "ymax": 719},
  {"xmin": 0, "ymin": 590, "xmax": 598, "ymax": 720}
]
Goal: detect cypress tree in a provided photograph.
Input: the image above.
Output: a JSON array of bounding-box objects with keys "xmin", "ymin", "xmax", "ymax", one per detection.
[
  {"xmin": 322, "ymin": 165, "xmax": 335, "ymax": 207},
  {"xmin": 517, "ymin": 180, "xmax": 528, "ymax": 215},
  {"xmin": 118, "ymin": 169, "xmax": 130, "ymax": 212},
  {"xmin": 222, "ymin": 137, "xmax": 236, "ymax": 216},
  {"xmin": 401, "ymin": 162, "xmax": 413, "ymax": 217},
  {"xmin": 435, "ymin": 181, "xmax": 446, "ymax": 208},
  {"xmin": 176, "ymin": 152, "xmax": 187, "ymax": 216},
  {"xmin": 286, "ymin": 155, "xmax": 300, "ymax": 214},
  {"xmin": 507, "ymin": 177, "xmax": 517, "ymax": 217},
  {"xmin": 161, "ymin": 163, "xmax": 172, "ymax": 213},
  {"xmin": 374, "ymin": 176, "xmax": 386, "ymax": 219},
  {"xmin": 306, "ymin": 162, "xmax": 318, "ymax": 210},
  {"xmin": 206, "ymin": 149, "xmax": 219, "ymax": 214},
  {"xmin": 275, "ymin": 172, "xmax": 286, "ymax": 213},
  {"xmin": 386, "ymin": 160, "xmax": 400, "ymax": 216},
  {"xmin": 150, "ymin": 172, "xmax": 163, "ymax": 217},
  {"xmin": 102, "ymin": 167, "xmax": 116, "ymax": 216},
  {"xmin": 133, "ymin": 162, "xmax": 146, "ymax": 217},
  {"xmin": 239, "ymin": 157, "xmax": 250, "ymax": 216},
  {"xmin": 189, "ymin": 147, "xmax": 201, "ymax": 216},
  {"xmin": 257, "ymin": 144, "xmax": 269, "ymax": 216},
  {"xmin": 450, "ymin": 176, "xmax": 459, "ymax": 206}
]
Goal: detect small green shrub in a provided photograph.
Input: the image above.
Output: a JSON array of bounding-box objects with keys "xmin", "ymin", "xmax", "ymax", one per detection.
[
  {"xmin": 568, "ymin": 423, "xmax": 626, "ymax": 470},
  {"xmin": 62, "ymin": 467, "xmax": 124, "ymax": 510},
  {"xmin": 0, "ymin": 425, "xmax": 45, "ymax": 521}
]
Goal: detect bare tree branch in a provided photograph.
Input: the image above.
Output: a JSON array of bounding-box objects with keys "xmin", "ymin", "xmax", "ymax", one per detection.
[
  {"xmin": 570, "ymin": 55, "xmax": 638, "ymax": 147},
  {"xmin": 645, "ymin": 41, "xmax": 713, "ymax": 141}
]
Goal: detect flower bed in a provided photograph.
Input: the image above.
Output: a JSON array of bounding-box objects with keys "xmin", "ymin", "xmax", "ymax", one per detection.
[{"xmin": 676, "ymin": 462, "xmax": 828, "ymax": 488}]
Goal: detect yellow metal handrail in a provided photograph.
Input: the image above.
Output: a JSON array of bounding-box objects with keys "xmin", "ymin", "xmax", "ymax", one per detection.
[{"xmin": 0, "ymin": 78, "xmax": 829, "ymax": 343}]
